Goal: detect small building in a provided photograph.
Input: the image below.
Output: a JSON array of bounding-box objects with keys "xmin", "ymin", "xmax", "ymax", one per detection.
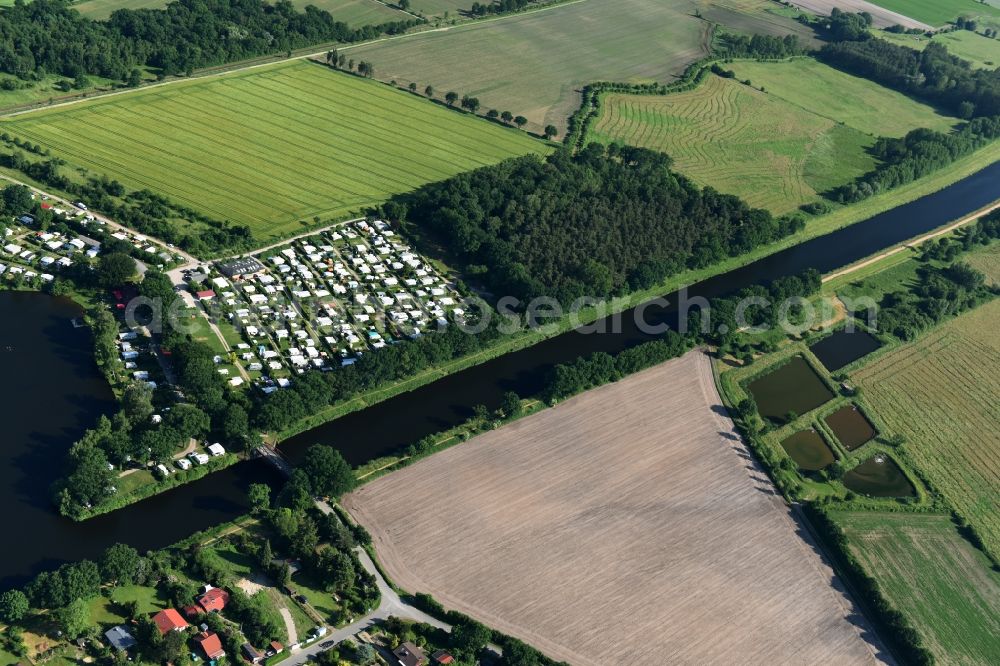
[
  {"xmin": 430, "ymin": 650, "xmax": 454, "ymax": 665},
  {"xmin": 197, "ymin": 586, "xmax": 230, "ymax": 613},
  {"xmin": 241, "ymin": 642, "xmax": 264, "ymax": 664},
  {"xmin": 152, "ymin": 608, "xmax": 189, "ymax": 635},
  {"xmin": 195, "ymin": 289, "xmax": 216, "ymax": 301},
  {"xmin": 195, "ymin": 631, "xmax": 226, "ymax": 660},
  {"xmin": 104, "ymin": 625, "xmax": 137, "ymax": 652},
  {"xmin": 393, "ymin": 642, "xmax": 427, "ymax": 666},
  {"xmin": 266, "ymin": 641, "xmax": 283, "ymax": 657}
]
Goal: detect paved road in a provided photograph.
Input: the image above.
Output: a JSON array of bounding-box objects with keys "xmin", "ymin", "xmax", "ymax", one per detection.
[{"xmin": 276, "ymin": 502, "xmax": 453, "ymax": 666}]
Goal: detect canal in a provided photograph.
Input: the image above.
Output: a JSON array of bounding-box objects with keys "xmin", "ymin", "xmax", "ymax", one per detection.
[{"xmin": 3, "ymin": 160, "xmax": 1000, "ymax": 588}]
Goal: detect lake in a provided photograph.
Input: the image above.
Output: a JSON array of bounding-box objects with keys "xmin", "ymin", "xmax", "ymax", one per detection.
[{"xmin": 4, "ymin": 159, "xmax": 1000, "ymax": 587}]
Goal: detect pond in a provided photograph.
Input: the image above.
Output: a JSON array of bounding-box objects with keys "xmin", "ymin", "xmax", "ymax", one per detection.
[
  {"xmin": 746, "ymin": 356, "xmax": 834, "ymax": 423},
  {"xmin": 843, "ymin": 455, "xmax": 916, "ymax": 498},
  {"xmin": 780, "ymin": 430, "xmax": 836, "ymax": 471},
  {"xmin": 824, "ymin": 405, "xmax": 877, "ymax": 451},
  {"xmin": 809, "ymin": 329, "xmax": 881, "ymax": 372}
]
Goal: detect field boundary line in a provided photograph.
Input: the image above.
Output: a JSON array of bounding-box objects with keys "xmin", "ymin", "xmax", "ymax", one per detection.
[{"xmin": 0, "ymin": 0, "xmax": 590, "ymax": 120}]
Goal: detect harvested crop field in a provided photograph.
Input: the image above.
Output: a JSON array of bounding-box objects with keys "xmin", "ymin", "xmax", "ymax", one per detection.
[
  {"xmin": 350, "ymin": 0, "xmax": 715, "ymax": 133},
  {"xmin": 3, "ymin": 61, "xmax": 546, "ymax": 242},
  {"xmin": 852, "ymin": 298, "xmax": 1000, "ymax": 559},
  {"xmin": 344, "ymin": 352, "xmax": 887, "ymax": 665},
  {"xmin": 832, "ymin": 512, "xmax": 1000, "ymax": 665}
]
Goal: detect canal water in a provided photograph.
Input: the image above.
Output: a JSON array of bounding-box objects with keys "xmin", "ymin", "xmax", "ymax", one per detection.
[{"xmin": 4, "ymin": 160, "xmax": 1000, "ymax": 588}]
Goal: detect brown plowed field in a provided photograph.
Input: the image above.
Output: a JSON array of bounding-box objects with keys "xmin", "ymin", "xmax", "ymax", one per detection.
[{"xmin": 344, "ymin": 352, "xmax": 889, "ymax": 665}]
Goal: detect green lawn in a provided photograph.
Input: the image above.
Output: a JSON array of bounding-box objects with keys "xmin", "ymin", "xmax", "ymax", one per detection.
[
  {"xmin": 728, "ymin": 59, "xmax": 958, "ymax": 136},
  {"xmin": 879, "ymin": 29, "xmax": 1000, "ymax": 69},
  {"xmin": 589, "ymin": 59, "xmax": 956, "ymax": 214},
  {"xmin": 831, "ymin": 511, "xmax": 1000, "ymax": 665},
  {"xmin": 866, "ymin": 0, "xmax": 1000, "ymax": 26},
  {"xmin": 3, "ymin": 60, "xmax": 548, "ymax": 243},
  {"xmin": 72, "ymin": 0, "xmax": 410, "ymax": 23},
  {"xmin": 89, "ymin": 585, "xmax": 166, "ymax": 625}
]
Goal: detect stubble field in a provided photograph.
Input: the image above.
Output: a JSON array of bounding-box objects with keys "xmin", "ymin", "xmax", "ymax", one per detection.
[
  {"xmin": 2, "ymin": 60, "xmax": 547, "ymax": 241},
  {"xmin": 344, "ymin": 352, "xmax": 885, "ymax": 665},
  {"xmin": 832, "ymin": 511, "xmax": 1000, "ymax": 665}
]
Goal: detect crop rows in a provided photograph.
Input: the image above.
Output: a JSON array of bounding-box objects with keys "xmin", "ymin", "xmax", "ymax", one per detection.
[
  {"xmin": 834, "ymin": 512, "xmax": 1000, "ymax": 665},
  {"xmin": 853, "ymin": 305, "xmax": 1000, "ymax": 559},
  {"xmin": 591, "ymin": 76, "xmax": 831, "ymax": 213},
  {"xmin": 4, "ymin": 61, "xmax": 547, "ymax": 240}
]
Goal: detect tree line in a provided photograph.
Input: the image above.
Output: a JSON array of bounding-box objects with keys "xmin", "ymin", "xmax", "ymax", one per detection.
[
  {"xmin": 0, "ymin": 0, "xmax": 421, "ymax": 84},
  {"xmin": 871, "ymin": 214, "xmax": 1000, "ymax": 340},
  {"xmin": 827, "ymin": 116, "xmax": 1000, "ymax": 203},
  {"xmin": 389, "ymin": 143, "xmax": 805, "ymax": 306},
  {"xmin": 818, "ymin": 25, "xmax": 1000, "ymax": 119}
]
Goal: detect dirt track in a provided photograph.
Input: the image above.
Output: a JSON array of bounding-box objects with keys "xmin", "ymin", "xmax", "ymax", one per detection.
[{"xmin": 344, "ymin": 352, "xmax": 892, "ymax": 665}]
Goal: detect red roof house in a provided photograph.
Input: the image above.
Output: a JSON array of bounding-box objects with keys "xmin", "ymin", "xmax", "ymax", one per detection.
[
  {"xmin": 197, "ymin": 587, "xmax": 230, "ymax": 613},
  {"xmin": 152, "ymin": 608, "xmax": 189, "ymax": 635},
  {"xmin": 195, "ymin": 632, "xmax": 225, "ymax": 660},
  {"xmin": 195, "ymin": 289, "xmax": 216, "ymax": 301}
]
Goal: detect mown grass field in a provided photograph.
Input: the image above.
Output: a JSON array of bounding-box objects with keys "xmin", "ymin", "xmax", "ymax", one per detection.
[
  {"xmin": 852, "ymin": 297, "xmax": 1000, "ymax": 559},
  {"xmin": 831, "ymin": 511, "xmax": 1000, "ymax": 665},
  {"xmin": 591, "ymin": 76, "xmax": 873, "ymax": 213},
  {"xmin": 73, "ymin": 0, "xmax": 411, "ymax": 22},
  {"xmin": 3, "ymin": 60, "xmax": 547, "ymax": 241},
  {"xmin": 589, "ymin": 59, "xmax": 955, "ymax": 213},
  {"xmin": 867, "ymin": 0, "xmax": 1000, "ymax": 26},
  {"xmin": 879, "ymin": 29, "xmax": 1000, "ymax": 69}
]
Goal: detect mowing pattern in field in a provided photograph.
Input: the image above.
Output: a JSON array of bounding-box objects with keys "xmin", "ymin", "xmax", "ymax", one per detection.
[
  {"xmin": 853, "ymin": 299, "xmax": 1000, "ymax": 558},
  {"xmin": 591, "ymin": 74, "xmax": 875, "ymax": 213},
  {"xmin": 4, "ymin": 61, "xmax": 547, "ymax": 240},
  {"xmin": 590, "ymin": 59, "xmax": 959, "ymax": 213},
  {"xmin": 832, "ymin": 512, "xmax": 1000, "ymax": 665},
  {"xmin": 345, "ymin": 353, "xmax": 883, "ymax": 665},
  {"xmin": 351, "ymin": 0, "xmax": 712, "ymax": 133},
  {"xmin": 73, "ymin": 0, "xmax": 410, "ymax": 22}
]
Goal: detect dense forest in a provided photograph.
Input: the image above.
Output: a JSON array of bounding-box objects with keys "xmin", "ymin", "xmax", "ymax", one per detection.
[
  {"xmin": 0, "ymin": 0, "xmax": 418, "ymax": 82},
  {"xmin": 391, "ymin": 144, "xmax": 804, "ymax": 305}
]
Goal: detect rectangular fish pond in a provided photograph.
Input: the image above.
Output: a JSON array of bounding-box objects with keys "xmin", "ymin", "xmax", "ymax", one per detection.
[
  {"xmin": 780, "ymin": 430, "xmax": 836, "ymax": 471},
  {"xmin": 747, "ymin": 356, "xmax": 835, "ymax": 423},
  {"xmin": 824, "ymin": 404, "xmax": 877, "ymax": 451},
  {"xmin": 843, "ymin": 454, "xmax": 916, "ymax": 498},
  {"xmin": 809, "ymin": 328, "xmax": 881, "ymax": 372}
]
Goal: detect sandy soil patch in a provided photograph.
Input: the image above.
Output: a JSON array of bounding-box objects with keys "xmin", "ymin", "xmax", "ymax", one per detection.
[{"xmin": 344, "ymin": 352, "xmax": 890, "ymax": 665}]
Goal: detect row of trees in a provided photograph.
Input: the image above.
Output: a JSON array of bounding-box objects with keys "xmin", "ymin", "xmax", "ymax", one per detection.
[
  {"xmin": 0, "ymin": 0, "xmax": 420, "ymax": 84},
  {"xmin": 715, "ymin": 33, "xmax": 807, "ymax": 59},
  {"xmin": 395, "ymin": 143, "xmax": 805, "ymax": 305},
  {"xmin": 542, "ymin": 269, "xmax": 823, "ymax": 402},
  {"xmin": 828, "ymin": 117, "xmax": 1000, "ymax": 203},
  {"xmin": 819, "ymin": 27, "xmax": 1000, "ymax": 119}
]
